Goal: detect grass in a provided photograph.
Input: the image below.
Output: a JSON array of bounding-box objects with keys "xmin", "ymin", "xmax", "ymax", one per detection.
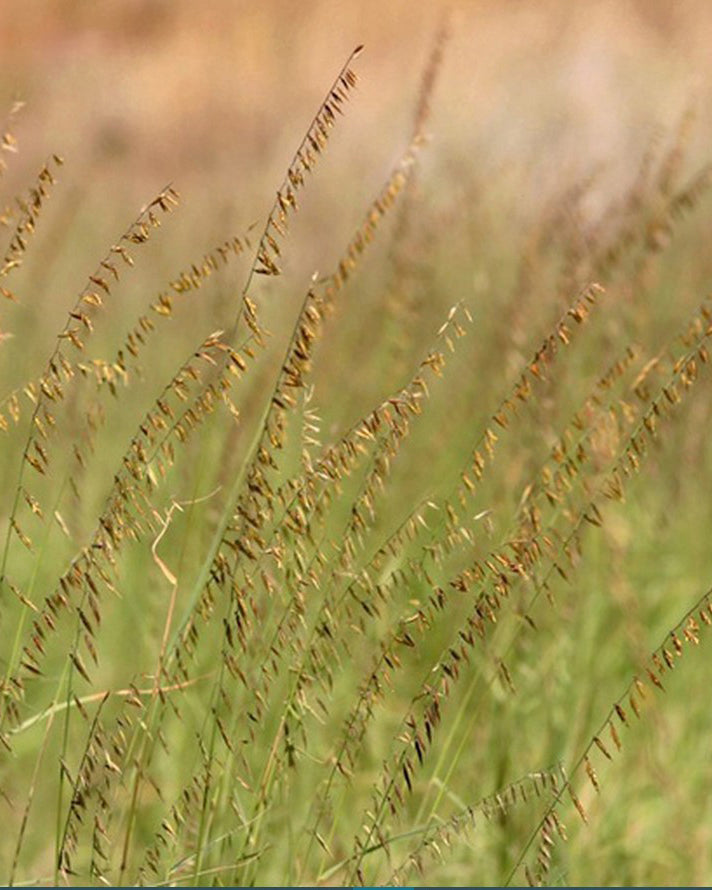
[{"xmin": 2, "ymin": 23, "xmax": 712, "ymax": 887}]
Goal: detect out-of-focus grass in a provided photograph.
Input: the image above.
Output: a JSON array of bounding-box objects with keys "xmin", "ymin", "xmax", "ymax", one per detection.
[{"xmin": 1, "ymin": 2, "xmax": 712, "ymax": 886}]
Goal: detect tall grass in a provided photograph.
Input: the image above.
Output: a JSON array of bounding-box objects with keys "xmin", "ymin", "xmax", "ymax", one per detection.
[{"xmin": 2, "ymin": 33, "xmax": 712, "ymax": 887}]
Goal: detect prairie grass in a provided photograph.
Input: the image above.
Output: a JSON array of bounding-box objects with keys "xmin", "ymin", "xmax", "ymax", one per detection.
[{"xmin": 2, "ymin": 17, "xmax": 712, "ymax": 888}]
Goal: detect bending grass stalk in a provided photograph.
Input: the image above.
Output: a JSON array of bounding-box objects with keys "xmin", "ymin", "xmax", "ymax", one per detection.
[
  {"xmin": 4, "ymin": 330, "xmax": 245, "ymax": 724},
  {"xmin": 0, "ymin": 187, "xmax": 178, "ymax": 592},
  {"xmin": 309, "ymin": 285, "xmax": 601, "ymax": 868},
  {"xmin": 17, "ymin": 334, "xmax": 249, "ymax": 884},
  {"xmin": 244, "ymin": 311, "xmax": 465, "ymax": 882},
  {"xmin": 317, "ymin": 822, "xmax": 454, "ymax": 885},
  {"xmin": 157, "ymin": 185, "xmax": 436, "ymax": 871},
  {"xmin": 320, "ymin": 767, "xmax": 564, "ymax": 885},
  {"xmin": 207, "ymin": 333, "xmax": 456, "ymax": 880},
  {"xmin": 127, "ymin": 284, "xmax": 328, "ymax": 877},
  {"xmin": 8, "ymin": 676, "xmax": 210, "ymax": 736},
  {"xmin": 1, "ymin": 476, "xmax": 69, "ymax": 731},
  {"xmin": 190, "ymin": 667, "xmax": 223, "ymax": 887},
  {"xmin": 55, "ymin": 691, "xmax": 110, "ymax": 881},
  {"xmin": 234, "ymin": 310, "xmax": 464, "ymax": 882},
  {"xmin": 504, "ymin": 582, "xmax": 712, "ymax": 886},
  {"xmin": 230, "ymin": 44, "xmax": 364, "ymax": 338},
  {"xmin": 158, "ymin": 150, "xmax": 383, "ymax": 668},
  {"xmin": 55, "ymin": 601, "xmax": 92, "ymax": 883},
  {"xmin": 8, "ymin": 664, "xmax": 66, "ymax": 887},
  {"xmin": 4, "ymin": 465, "xmax": 214, "ymax": 884},
  {"xmin": 116, "ymin": 487, "xmax": 221, "ymax": 884},
  {"xmin": 346, "ymin": 307, "xmax": 709, "ymax": 884},
  {"xmin": 127, "ymin": 384, "xmax": 285, "ymax": 874},
  {"xmin": 405, "ymin": 354, "xmax": 645, "ymax": 834},
  {"xmin": 451, "ymin": 339, "xmax": 710, "ymax": 874},
  {"xmin": 156, "ymin": 850, "xmax": 268, "ymax": 888}
]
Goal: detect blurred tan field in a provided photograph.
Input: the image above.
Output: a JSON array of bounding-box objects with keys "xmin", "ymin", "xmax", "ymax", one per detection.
[
  {"xmin": 4, "ymin": 0, "xmax": 712, "ymax": 390},
  {"xmin": 4, "ymin": 1, "xmax": 712, "ymax": 195},
  {"xmin": 3, "ymin": 2, "xmax": 712, "ymax": 887}
]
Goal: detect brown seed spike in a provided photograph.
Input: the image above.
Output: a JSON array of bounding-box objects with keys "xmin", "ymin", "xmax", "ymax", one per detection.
[
  {"xmin": 614, "ymin": 703, "xmax": 628, "ymax": 726},
  {"xmin": 629, "ymin": 691, "xmax": 641, "ymax": 719},
  {"xmin": 584, "ymin": 756, "xmax": 600, "ymax": 792},
  {"xmin": 609, "ymin": 720, "xmax": 622, "ymax": 752},
  {"xmin": 70, "ymin": 652, "xmax": 91, "ymax": 683},
  {"xmin": 593, "ymin": 735, "xmax": 612, "ymax": 760},
  {"xmin": 569, "ymin": 786, "xmax": 588, "ymax": 824}
]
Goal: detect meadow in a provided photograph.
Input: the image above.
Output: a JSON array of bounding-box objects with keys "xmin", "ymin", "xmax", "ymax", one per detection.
[{"xmin": 1, "ymin": 2, "xmax": 712, "ymax": 886}]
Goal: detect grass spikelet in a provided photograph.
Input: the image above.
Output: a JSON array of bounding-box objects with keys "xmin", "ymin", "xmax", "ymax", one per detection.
[
  {"xmin": 0, "ymin": 101, "xmax": 23, "ymax": 180},
  {"xmin": 0, "ymin": 154, "xmax": 63, "ymax": 286}
]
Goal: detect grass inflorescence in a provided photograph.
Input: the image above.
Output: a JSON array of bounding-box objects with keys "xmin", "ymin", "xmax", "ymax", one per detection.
[{"xmin": 1, "ymin": 31, "xmax": 712, "ymax": 888}]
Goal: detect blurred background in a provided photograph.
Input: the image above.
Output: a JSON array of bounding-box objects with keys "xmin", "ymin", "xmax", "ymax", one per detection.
[
  {"xmin": 3, "ymin": 3, "xmax": 712, "ymax": 885},
  {"xmin": 4, "ymin": 0, "xmax": 712, "ymax": 405},
  {"xmin": 2, "ymin": 0, "xmax": 712, "ymax": 204}
]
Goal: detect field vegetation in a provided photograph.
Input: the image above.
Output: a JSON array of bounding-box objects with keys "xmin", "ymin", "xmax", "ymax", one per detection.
[{"xmin": 2, "ymin": 2, "xmax": 712, "ymax": 886}]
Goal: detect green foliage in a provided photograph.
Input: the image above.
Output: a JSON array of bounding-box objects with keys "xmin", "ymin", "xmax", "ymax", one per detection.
[{"xmin": 1, "ymin": 37, "xmax": 712, "ymax": 888}]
